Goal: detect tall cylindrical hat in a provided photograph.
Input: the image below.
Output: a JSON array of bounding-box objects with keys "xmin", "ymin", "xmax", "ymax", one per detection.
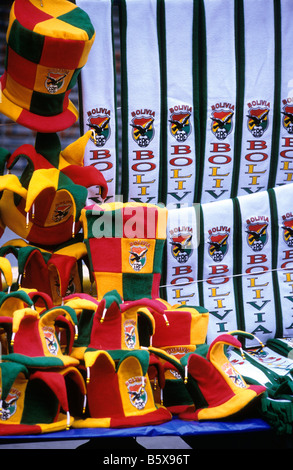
[{"xmin": 0, "ymin": 0, "xmax": 95, "ymax": 132}]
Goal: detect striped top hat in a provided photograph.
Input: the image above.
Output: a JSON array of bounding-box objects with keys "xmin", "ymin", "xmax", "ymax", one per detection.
[{"xmin": 0, "ymin": 0, "xmax": 95, "ymax": 133}]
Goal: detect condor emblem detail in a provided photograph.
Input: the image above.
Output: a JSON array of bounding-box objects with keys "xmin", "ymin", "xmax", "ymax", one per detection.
[
  {"xmin": 246, "ymin": 220, "xmax": 268, "ymax": 252},
  {"xmin": 43, "ymin": 327, "xmax": 59, "ymax": 355},
  {"xmin": 170, "ymin": 232, "xmax": 193, "ymax": 264},
  {"xmin": 210, "ymin": 109, "xmax": 234, "ymax": 140},
  {"xmin": 281, "ymin": 104, "xmax": 293, "ymax": 134},
  {"xmin": 87, "ymin": 113, "xmax": 111, "ymax": 147},
  {"xmin": 247, "ymin": 106, "xmax": 270, "ymax": 138},
  {"xmin": 129, "ymin": 244, "xmax": 148, "ymax": 271},
  {"xmin": 126, "ymin": 377, "xmax": 147, "ymax": 410},
  {"xmin": 282, "ymin": 218, "xmax": 293, "ymax": 247},
  {"xmin": 130, "ymin": 116, "xmax": 154, "ymax": 147},
  {"xmin": 0, "ymin": 390, "xmax": 20, "ymax": 420},
  {"xmin": 208, "ymin": 232, "xmax": 229, "ymax": 262},
  {"xmin": 124, "ymin": 320, "xmax": 136, "ymax": 349},
  {"xmin": 45, "ymin": 70, "xmax": 68, "ymax": 94},
  {"xmin": 169, "ymin": 111, "xmax": 191, "ymax": 142}
]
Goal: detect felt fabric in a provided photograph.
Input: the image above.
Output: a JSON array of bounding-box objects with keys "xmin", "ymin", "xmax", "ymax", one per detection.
[
  {"xmin": 120, "ymin": 0, "xmax": 162, "ymax": 204},
  {"xmin": 0, "ymin": 362, "xmax": 86, "ymax": 435},
  {"xmin": 234, "ymin": 190, "xmax": 277, "ymax": 347},
  {"xmin": 234, "ymin": 0, "xmax": 276, "ymax": 196},
  {"xmin": 0, "ymin": 167, "xmax": 88, "ymax": 246},
  {"xmin": 178, "ymin": 334, "xmax": 266, "ymax": 421},
  {"xmin": 0, "ymin": 0, "xmax": 95, "ymax": 133},
  {"xmin": 0, "ymin": 238, "xmax": 89, "ymax": 305},
  {"xmin": 199, "ymin": 198, "xmax": 240, "ymax": 344},
  {"xmin": 269, "ymin": 183, "xmax": 293, "ymax": 338},
  {"xmin": 75, "ymin": 0, "xmax": 118, "ymax": 203},
  {"xmin": 165, "ymin": 206, "xmax": 200, "ymax": 307},
  {"xmin": 3, "ymin": 306, "xmax": 80, "ymax": 368},
  {"xmin": 80, "ymin": 202, "xmax": 167, "ymax": 301},
  {"xmin": 5, "ymin": 133, "xmax": 108, "ymax": 203},
  {"xmin": 160, "ymin": 0, "xmax": 198, "ymax": 206},
  {"xmin": 198, "ymin": 0, "xmax": 237, "ymax": 204},
  {"xmin": 72, "ymin": 350, "xmax": 172, "ymax": 428},
  {"xmin": 270, "ymin": 0, "xmax": 293, "ymax": 187}
]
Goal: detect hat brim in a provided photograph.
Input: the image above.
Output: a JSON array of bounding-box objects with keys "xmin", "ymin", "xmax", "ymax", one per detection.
[
  {"xmin": 2, "ymin": 353, "xmax": 79, "ymax": 368},
  {"xmin": 0, "ymin": 76, "xmax": 78, "ymax": 133},
  {"xmin": 0, "ymin": 413, "xmax": 74, "ymax": 436}
]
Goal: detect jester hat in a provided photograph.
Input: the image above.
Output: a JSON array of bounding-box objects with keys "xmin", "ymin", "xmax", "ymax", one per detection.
[
  {"xmin": 72, "ymin": 350, "xmax": 172, "ymax": 428},
  {"xmin": 2, "ymin": 305, "xmax": 80, "ymax": 368},
  {"xmin": 0, "ymin": 362, "xmax": 86, "ymax": 435},
  {"xmin": 0, "ymin": 167, "xmax": 87, "ymax": 246},
  {"xmin": 2, "ymin": 131, "xmax": 108, "ymax": 202},
  {"xmin": 0, "ymin": 0, "xmax": 95, "ymax": 133},
  {"xmin": 178, "ymin": 334, "xmax": 266, "ymax": 421},
  {"xmin": 0, "ymin": 238, "xmax": 89, "ymax": 305}
]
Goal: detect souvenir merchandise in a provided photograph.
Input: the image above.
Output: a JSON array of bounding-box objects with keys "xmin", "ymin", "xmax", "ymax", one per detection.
[
  {"xmin": 0, "ymin": 0, "xmax": 95, "ymax": 133},
  {"xmin": 0, "ymin": 361, "xmax": 86, "ymax": 435}
]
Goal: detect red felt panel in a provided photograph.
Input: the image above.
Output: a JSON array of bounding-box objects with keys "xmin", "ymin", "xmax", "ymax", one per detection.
[
  {"xmin": 40, "ymin": 37, "xmax": 85, "ymax": 69},
  {"xmin": 6, "ymin": 47, "xmax": 38, "ymax": 89}
]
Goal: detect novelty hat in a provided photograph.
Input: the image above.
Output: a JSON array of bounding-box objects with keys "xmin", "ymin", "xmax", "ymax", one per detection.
[
  {"xmin": 80, "ymin": 202, "xmax": 168, "ymax": 301},
  {"xmin": 0, "ymin": 362, "xmax": 86, "ymax": 435},
  {"xmin": 0, "ymin": 168, "xmax": 88, "ymax": 246},
  {"xmin": 0, "ymin": 238, "xmax": 89, "ymax": 305},
  {"xmin": 3, "ymin": 305, "xmax": 80, "ymax": 368},
  {"xmin": 72, "ymin": 349, "xmax": 172, "ymax": 428},
  {"xmin": 0, "ymin": 0, "xmax": 95, "ymax": 132},
  {"xmin": 178, "ymin": 334, "xmax": 266, "ymax": 421}
]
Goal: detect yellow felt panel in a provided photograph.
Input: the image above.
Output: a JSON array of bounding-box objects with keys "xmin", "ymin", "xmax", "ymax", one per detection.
[
  {"xmin": 94, "ymin": 272, "xmax": 123, "ymax": 301},
  {"xmin": 34, "ymin": 17, "xmax": 89, "ymax": 41},
  {"xmin": 118, "ymin": 356, "xmax": 156, "ymax": 417},
  {"xmin": 29, "ymin": 0, "xmax": 77, "ymax": 19},
  {"xmin": 4, "ymin": 74, "xmax": 33, "ymax": 111},
  {"xmin": 1, "ymin": 373, "xmax": 28, "ymax": 424}
]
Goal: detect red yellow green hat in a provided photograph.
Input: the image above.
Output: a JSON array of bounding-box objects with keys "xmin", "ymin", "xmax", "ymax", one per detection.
[
  {"xmin": 0, "ymin": 362, "xmax": 86, "ymax": 435},
  {"xmin": 72, "ymin": 350, "xmax": 172, "ymax": 429},
  {"xmin": 0, "ymin": 0, "xmax": 95, "ymax": 132}
]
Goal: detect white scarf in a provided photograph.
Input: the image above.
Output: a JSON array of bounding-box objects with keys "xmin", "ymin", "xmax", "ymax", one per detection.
[
  {"xmin": 199, "ymin": 198, "xmax": 240, "ymax": 344},
  {"xmin": 269, "ymin": 183, "xmax": 293, "ymax": 337},
  {"xmin": 75, "ymin": 0, "xmax": 118, "ymax": 203},
  {"xmin": 235, "ymin": 190, "xmax": 277, "ymax": 347},
  {"xmin": 198, "ymin": 0, "xmax": 237, "ymax": 204},
  {"xmin": 272, "ymin": 0, "xmax": 293, "ymax": 187},
  {"xmin": 161, "ymin": 0, "xmax": 198, "ymax": 206},
  {"xmin": 120, "ymin": 0, "xmax": 161, "ymax": 204},
  {"xmin": 235, "ymin": 0, "xmax": 276, "ymax": 196},
  {"xmin": 165, "ymin": 206, "xmax": 200, "ymax": 306}
]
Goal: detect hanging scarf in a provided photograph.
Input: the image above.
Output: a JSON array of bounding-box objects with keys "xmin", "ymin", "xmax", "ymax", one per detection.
[
  {"xmin": 234, "ymin": 190, "xmax": 277, "ymax": 347},
  {"xmin": 198, "ymin": 0, "xmax": 237, "ymax": 204},
  {"xmin": 271, "ymin": 0, "xmax": 293, "ymax": 187},
  {"xmin": 160, "ymin": 0, "xmax": 198, "ymax": 206},
  {"xmin": 234, "ymin": 0, "xmax": 276, "ymax": 196},
  {"xmin": 164, "ymin": 206, "xmax": 200, "ymax": 306},
  {"xmin": 199, "ymin": 198, "xmax": 240, "ymax": 343},
  {"xmin": 75, "ymin": 0, "xmax": 119, "ymax": 202},
  {"xmin": 120, "ymin": 0, "xmax": 162, "ymax": 204},
  {"xmin": 269, "ymin": 183, "xmax": 293, "ymax": 337}
]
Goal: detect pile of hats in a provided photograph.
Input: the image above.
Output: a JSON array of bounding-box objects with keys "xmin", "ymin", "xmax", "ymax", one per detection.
[{"xmin": 0, "ymin": 0, "xmax": 289, "ymax": 438}]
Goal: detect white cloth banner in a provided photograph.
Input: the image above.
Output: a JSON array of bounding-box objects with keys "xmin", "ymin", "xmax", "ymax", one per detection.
[
  {"xmin": 76, "ymin": 0, "xmax": 118, "ymax": 203},
  {"xmin": 269, "ymin": 183, "xmax": 293, "ymax": 337},
  {"xmin": 236, "ymin": 0, "xmax": 275, "ymax": 196},
  {"xmin": 198, "ymin": 0, "xmax": 237, "ymax": 204},
  {"xmin": 236, "ymin": 190, "xmax": 277, "ymax": 346},
  {"xmin": 200, "ymin": 198, "xmax": 239, "ymax": 344},
  {"xmin": 120, "ymin": 0, "xmax": 161, "ymax": 204},
  {"xmin": 163, "ymin": 0, "xmax": 197, "ymax": 206},
  {"xmin": 165, "ymin": 206, "xmax": 200, "ymax": 306},
  {"xmin": 273, "ymin": 0, "xmax": 293, "ymax": 187}
]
